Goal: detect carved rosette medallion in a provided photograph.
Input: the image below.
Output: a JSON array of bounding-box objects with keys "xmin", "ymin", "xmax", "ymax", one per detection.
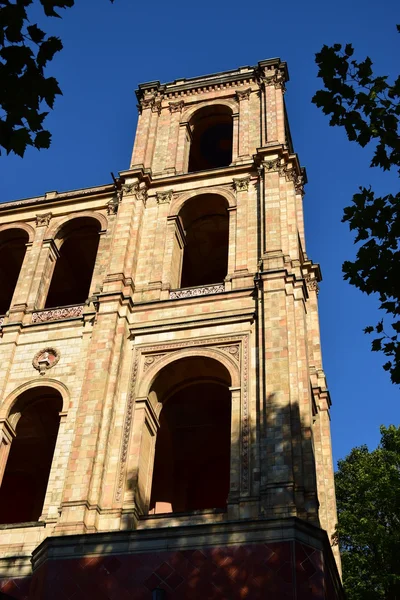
[
  {"xmin": 143, "ymin": 353, "xmax": 167, "ymax": 372},
  {"xmin": 36, "ymin": 212, "xmax": 52, "ymax": 227},
  {"xmin": 218, "ymin": 344, "xmax": 240, "ymax": 362},
  {"xmin": 33, "ymin": 347, "xmax": 60, "ymax": 375},
  {"xmin": 233, "ymin": 177, "xmax": 250, "ymax": 192}
]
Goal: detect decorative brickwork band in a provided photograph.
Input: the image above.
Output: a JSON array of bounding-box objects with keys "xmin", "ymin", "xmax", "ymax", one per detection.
[
  {"xmin": 32, "ymin": 304, "xmax": 84, "ymax": 323},
  {"xmin": 170, "ymin": 283, "xmax": 224, "ymax": 299}
]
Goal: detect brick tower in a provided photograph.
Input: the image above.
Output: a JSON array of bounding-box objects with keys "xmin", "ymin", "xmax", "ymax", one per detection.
[{"xmin": 0, "ymin": 59, "xmax": 343, "ymax": 599}]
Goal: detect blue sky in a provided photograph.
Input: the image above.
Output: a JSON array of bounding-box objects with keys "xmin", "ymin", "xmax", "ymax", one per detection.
[{"xmin": 0, "ymin": 0, "xmax": 399, "ymax": 464}]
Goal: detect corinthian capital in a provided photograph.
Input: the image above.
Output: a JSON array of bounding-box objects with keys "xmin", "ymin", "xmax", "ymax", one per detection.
[
  {"xmin": 169, "ymin": 100, "xmax": 184, "ymax": 113},
  {"xmin": 236, "ymin": 88, "xmax": 251, "ymax": 101}
]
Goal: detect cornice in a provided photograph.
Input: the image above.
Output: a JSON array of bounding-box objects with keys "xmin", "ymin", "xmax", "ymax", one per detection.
[
  {"xmin": 135, "ymin": 58, "xmax": 288, "ymax": 102},
  {"xmin": 0, "ymin": 183, "xmax": 115, "ymax": 213}
]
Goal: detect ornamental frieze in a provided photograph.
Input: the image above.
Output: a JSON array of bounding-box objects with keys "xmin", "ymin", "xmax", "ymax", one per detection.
[{"xmin": 32, "ymin": 304, "xmax": 84, "ymax": 323}]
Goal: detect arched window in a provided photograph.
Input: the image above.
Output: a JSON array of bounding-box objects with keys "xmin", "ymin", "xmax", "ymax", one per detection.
[
  {"xmin": 149, "ymin": 356, "xmax": 232, "ymax": 514},
  {"xmin": 178, "ymin": 194, "xmax": 229, "ymax": 288},
  {"xmin": 0, "ymin": 228, "xmax": 29, "ymax": 314},
  {"xmin": 0, "ymin": 387, "xmax": 62, "ymax": 524},
  {"xmin": 188, "ymin": 105, "xmax": 233, "ymax": 173},
  {"xmin": 45, "ymin": 217, "xmax": 101, "ymax": 308}
]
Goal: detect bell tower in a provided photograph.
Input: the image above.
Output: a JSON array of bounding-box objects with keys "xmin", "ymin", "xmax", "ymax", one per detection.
[{"xmin": 0, "ymin": 59, "xmax": 343, "ymax": 599}]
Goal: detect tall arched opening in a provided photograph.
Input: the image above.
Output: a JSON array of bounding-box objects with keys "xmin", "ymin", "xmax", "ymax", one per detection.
[
  {"xmin": 0, "ymin": 228, "xmax": 29, "ymax": 314},
  {"xmin": 149, "ymin": 356, "xmax": 232, "ymax": 514},
  {"xmin": 45, "ymin": 217, "xmax": 101, "ymax": 308},
  {"xmin": 0, "ymin": 387, "xmax": 62, "ymax": 524},
  {"xmin": 178, "ymin": 194, "xmax": 229, "ymax": 288},
  {"xmin": 188, "ymin": 105, "xmax": 233, "ymax": 173}
]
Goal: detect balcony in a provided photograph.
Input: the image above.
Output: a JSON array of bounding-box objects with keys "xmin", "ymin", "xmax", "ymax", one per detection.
[
  {"xmin": 169, "ymin": 283, "xmax": 224, "ymax": 300},
  {"xmin": 31, "ymin": 304, "xmax": 85, "ymax": 324}
]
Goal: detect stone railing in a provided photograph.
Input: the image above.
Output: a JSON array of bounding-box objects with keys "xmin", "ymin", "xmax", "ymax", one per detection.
[
  {"xmin": 169, "ymin": 283, "xmax": 224, "ymax": 300},
  {"xmin": 32, "ymin": 304, "xmax": 84, "ymax": 324}
]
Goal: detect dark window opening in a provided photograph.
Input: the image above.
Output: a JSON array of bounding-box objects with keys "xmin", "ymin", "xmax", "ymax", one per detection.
[
  {"xmin": 149, "ymin": 356, "xmax": 231, "ymax": 515},
  {"xmin": 179, "ymin": 194, "xmax": 229, "ymax": 288},
  {"xmin": 45, "ymin": 218, "xmax": 100, "ymax": 308},
  {"xmin": 0, "ymin": 388, "xmax": 62, "ymax": 525},
  {"xmin": 188, "ymin": 106, "xmax": 233, "ymax": 173},
  {"xmin": 0, "ymin": 229, "xmax": 29, "ymax": 314}
]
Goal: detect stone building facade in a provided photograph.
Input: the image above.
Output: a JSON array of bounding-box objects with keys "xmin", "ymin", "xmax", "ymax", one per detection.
[{"xmin": 0, "ymin": 59, "xmax": 342, "ymax": 599}]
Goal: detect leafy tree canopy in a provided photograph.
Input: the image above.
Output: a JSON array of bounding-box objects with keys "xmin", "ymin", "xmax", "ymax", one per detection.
[
  {"xmin": 334, "ymin": 425, "xmax": 400, "ymax": 600},
  {"xmin": 0, "ymin": 0, "xmax": 113, "ymax": 157},
  {"xmin": 312, "ymin": 29, "xmax": 400, "ymax": 384}
]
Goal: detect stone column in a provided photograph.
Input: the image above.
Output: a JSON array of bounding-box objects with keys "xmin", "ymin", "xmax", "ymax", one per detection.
[
  {"xmin": 263, "ymin": 69, "xmax": 286, "ymax": 145},
  {"xmin": 236, "ymin": 88, "xmax": 251, "ymax": 158},
  {"xmin": 149, "ymin": 191, "xmax": 174, "ymax": 290},
  {"xmin": 122, "ymin": 396, "xmax": 159, "ymax": 525},
  {"xmin": 233, "ymin": 177, "xmax": 250, "ymax": 272},
  {"xmin": 144, "ymin": 101, "xmax": 162, "ymax": 169},
  {"xmin": 175, "ymin": 122, "xmax": 191, "ymax": 173},
  {"xmin": 0, "ymin": 420, "xmax": 15, "ymax": 486},
  {"xmin": 130, "ymin": 96, "xmax": 157, "ymax": 168},
  {"xmin": 228, "ymin": 387, "xmax": 241, "ymax": 503},
  {"xmin": 160, "ymin": 216, "xmax": 185, "ymax": 295},
  {"xmin": 226, "ymin": 207, "xmax": 237, "ymax": 279},
  {"xmin": 165, "ymin": 101, "xmax": 184, "ymax": 174}
]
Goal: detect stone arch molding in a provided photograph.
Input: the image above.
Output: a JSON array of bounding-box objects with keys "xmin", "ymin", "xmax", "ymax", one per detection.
[
  {"xmin": 181, "ymin": 99, "xmax": 239, "ymax": 125},
  {"xmin": 45, "ymin": 210, "xmax": 108, "ymax": 242},
  {"xmin": 0, "ymin": 378, "xmax": 70, "ymax": 424},
  {"xmin": 169, "ymin": 186, "xmax": 236, "ymax": 217},
  {"xmin": 137, "ymin": 345, "xmax": 241, "ymax": 404},
  {"xmin": 0, "ymin": 222, "xmax": 35, "ymax": 243}
]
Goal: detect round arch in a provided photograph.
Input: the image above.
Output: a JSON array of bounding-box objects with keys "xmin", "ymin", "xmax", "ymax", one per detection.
[
  {"xmin": 181, "ymin": 99, "xmax": 238, "ymax": 125},
  {"xmin": 45, "ymin": 211, "xmax": 108, "ymax": 242},
  {"xmin": 0, "ymin": 378, "xmax": 70, "ymax": 424},
  {"xmin": 0, "ymin": 222, "xmax": 34, "ymax": 243},
  {"xmin": 138, "ymin": 346, "xmax": 240, "ymax": 405},
  {"xmin": 169, "ymin": 186, "xmax": 236, "ymax": 217}
]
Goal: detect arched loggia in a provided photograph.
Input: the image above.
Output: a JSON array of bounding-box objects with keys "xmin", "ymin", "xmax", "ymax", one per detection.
[
  {"xmin": 148, "ymin": 356, "xmax": 232, "ymax": 514},
  {"xmin": 45, "ymin": 217, "xmax": 101, "ymax": 308},
  {"xmin": 0, "ymin": 387, "xmax": 62, "ymax": 524},
  {"xmin": 178, "ymin": 194, "xmax": 229, "ymax": 288},
  {"xmin": 188, "ymin": 105, "xmax": 233, "ymax": 173},
  {"xmin": 0, "ymin": 228, "xmax": 29, "ymax": 314}
]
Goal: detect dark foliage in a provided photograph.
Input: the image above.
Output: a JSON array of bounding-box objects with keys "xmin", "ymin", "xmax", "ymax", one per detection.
[
  {"xmin": 0, "ymin": 0, "xmax": 114, "ymax": 157},
  {"xmin": 312, "ymin": 29, "xmax": 400, "ymax": 384},
  {"xmin": 334, "ymin": 425, "xmax": 400, "ymax": 600}
]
